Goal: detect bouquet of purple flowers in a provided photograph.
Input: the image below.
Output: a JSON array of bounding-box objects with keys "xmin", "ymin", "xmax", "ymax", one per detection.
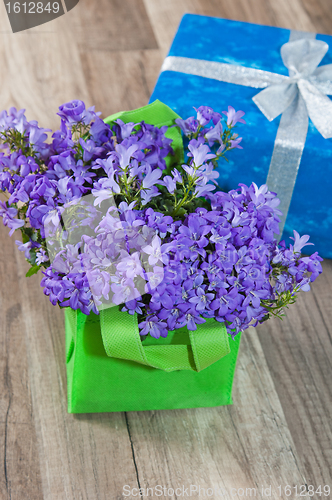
[{"xmin": 0, "ymin": 99, "xmax": 323, "ymax": 342}]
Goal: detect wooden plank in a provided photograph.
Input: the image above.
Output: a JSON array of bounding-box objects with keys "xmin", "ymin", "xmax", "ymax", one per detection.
[
  {"xmin": 263, "ymin": 0, "xmax": 315, "ymax": 31},
  {"xmin": 126, "ymin": 328, "xmax": 310, "ymax": 499},
  {"xmin": 14, "ymin": 252, "xmax": 140, "ymax": 500},
  {"xmin": 257, "ymin": 260, "xmax": 332, "ymax": 486},
  {"xmin": 0, "ymin": 0, "xmax": 159, "ymax": 123},
  {"xmin": 142, "ymin": 0, "xmax": 200, "ymax": 55},
  {"xmin": 71, "ymin": 0, "xmax": 158, "ymax": 51},
  {"xmin": 0, "ymin": 1, "xmax": 91, "ymax": 130},
  {"xmin": 196, "ymin": 0, "xmax": 315, "ymax": 31},
  {"xmin": 300, "ymin": 0, "xmax": 332, "ymax": 34},
  {"xmin": 142, "ymin": 0, "xmax": 316, "ymax": 55},
  {"xmin": 0, "ymin": 224, "xmax": 43, "ymax": 500},
  {"xmin": 80, "ymin": 49, "xmax": 163, "ymax": 116}
]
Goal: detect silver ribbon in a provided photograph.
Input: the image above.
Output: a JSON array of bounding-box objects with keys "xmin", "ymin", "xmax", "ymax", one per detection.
[{"xmin": 161, "ymin": 30, "xmax": 332, "ymax": 234}]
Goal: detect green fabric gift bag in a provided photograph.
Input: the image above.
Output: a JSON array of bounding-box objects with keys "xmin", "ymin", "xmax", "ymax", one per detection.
[
  {"xmin": 64, "ymin": 100, "xmax": 241, "ymax": 413},
  {"xmin": 65, "ymin": 307, "xmax": 241, "ymax": 413}
]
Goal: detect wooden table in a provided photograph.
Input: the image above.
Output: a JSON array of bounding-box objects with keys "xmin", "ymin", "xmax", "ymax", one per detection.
[{"xmin": 0, "ymin": 1, "xmax": 331, "ymax": 498}]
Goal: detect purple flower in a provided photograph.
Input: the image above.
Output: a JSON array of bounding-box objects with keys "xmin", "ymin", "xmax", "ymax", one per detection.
[
  {"xmin": 300, "ymin": 252, "xmax": 323, "ymax": 281},
  {"xmin": 210, "ymin": 288, "xmax": 242, "ymax": 316},
  {"xmin": 162, "ymin": 175, "xmax": 177, "ymax": 194},
  {"xmin": 0, "ymin": 107, "xmax": 27, "ymax": 134},
  {"xmin": 161, "ymin": 305, "xmax": 186, "ymax": 331},
  {"xmin": 178, "ymin": 215, "xmax": 210, "ymax": 255},
  {"xmin": 216, "ymin": 143, "xmax": 226, "ymax": 155},
  {"xmin": 171, "ymin": 169, "xmax": 182, "ymax": 184},
  {"xmin": 290, "ymin": 230, "xmax": 314, "ymax": 254},
  {"xmin": 0, "ymin": 202, "xmax": 25, "ymax": 235},
  {"xmin": 204, "ymin": 120, "xmax": 223, "ymax": 146},
  {"xmin": 188, "ymin": 142, "xmax": 215, "ymax": 167},
  {"xmin": 116, "ymin": 252, "xmax": 144, "ymax": 280},
  {"xmin": 222, "ymin": 106, "xmax": 246, "ymax": 126},
  {"xmin": 183, "ymin": 306, "xmax": 206, "ymax": 331},
  {"xmin": 86, "ymin": 269, "xmax": 110, "ymax": 302},
  {"xmin": 175, "ymin": 116, "xmax": 199, "ymax": 136},
  {"xmin": 142, "ymin": 165, "xmax": 162, "ymax": 189},
  {"xmin": 57, "ymin": 101, "xmax": 101, "ymax": 126},
  {"xmin": 114, "ymin": 143, "xmax": 139, "ymax": 170},
  {"xmin": 79, "ymin": 138, "xmax": 99, "ymax": 162},
  {"xmin": 195, "ymin": 106, "xmax": 221, "ymax": 126},
  {"xmin": 230, "ymin": 137, "xmax": 243, "ymax": 149},
  {"xmin": 118, "ymin": 201, "xmax": 137, "ymax": 213},
  {"xmin": 143, "ymin": 235, "xmax": 168, "ymax": 266},
  {"xmin": 58, "ymin": 100, "xmax": 85, "ymax": 122},
  {"xmin": 234, "ymin": 247, "xmax": 253, "ymax": 273},
  {"xmin": 114, "ymin": 119, "xmax": 137, "ymax": 140},
  {"xmin": 16, "ymin": 239, "xmax": 41, "ymax": 259},
  {"xmin": 145, "ymin": 266, "xmax": 165, "ymax": 292},
  {"xmin": 92, "ymin": 176, "xmax": 120, "ymax": 205},
  {"xmin": 140, "ymin": 186, "xmax": 161, "ymax": 206},
  {"xmin": 35, "ymin": 248, "xmax": 49, "ymax": 266},
  {"xmin": 194, "ymin": 183, "xmax": 216, "ymax": 198},
  {"xmin": 122, "ymin": 298, "xmax": 145, "ymax": 315},
  {"xmin": 0, "ymin": 98, "xmax": 321, "ymax": 341},
  {"xmin": 111, "ymin": 277, "xmax": 139, "ymax": 305},
  {"xmin": 189, "ymin": 287, "xmax": 214, "ymax": 312},
  {"xmin": 139, "ymin": 316, "xmax": 168, "ymax": 338},
  {"xmin": 89, "ymin": 118, "xmax": 112, "ymax": 145}
]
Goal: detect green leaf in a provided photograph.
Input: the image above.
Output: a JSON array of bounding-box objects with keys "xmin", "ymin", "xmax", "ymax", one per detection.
[
  {"xmin": 175, "ymin": 208, "xmax": 187, "ymax": 217},
  {"xmin": 22, "ymin": 231, "xmax": 30, "ymax": 244},
  {"xmin": 26, "ymin": 265, "xmax": 41, "ymax": 277}
]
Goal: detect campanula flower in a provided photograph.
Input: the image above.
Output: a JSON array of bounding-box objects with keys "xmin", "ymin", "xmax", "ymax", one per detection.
[
  {"xmin": 222, "ymin": 106, "xmax": 246, "ymax": 126},
  {"xmin": 0, "ymin": 101, "xmax": 322, "ymax": 341}
]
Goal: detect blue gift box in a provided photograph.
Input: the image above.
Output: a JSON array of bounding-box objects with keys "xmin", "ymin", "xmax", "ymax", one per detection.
[{"xmin": 150, "ymin": 14, "xmax": 332, "ymax": 258}]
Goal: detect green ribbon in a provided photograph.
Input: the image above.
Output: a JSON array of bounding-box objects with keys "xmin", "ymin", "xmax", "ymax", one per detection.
[
  {"xmin": 100, "ymin": 307, "xmax": 230, "ymax": 372},
  {"xmin": 99, "ymin": 100, "xmax": 231, "ymax": 372}
]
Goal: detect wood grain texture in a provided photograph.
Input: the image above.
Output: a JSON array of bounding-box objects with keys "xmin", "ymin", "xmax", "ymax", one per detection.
[
  {"xmin": 13, "ymin": 241, "xmax": 141, "ymax": 500},
  {"xmin": 300, "ymin": 0, "xmax": 332, "ymax": 34},
  {"xmin": 0, "ymin": 3, "xmax": 91, "ymax": 131},
  {"xmin": 71, "ymin": 0, "xmax": 158, "ymax": 52},
  {"xmin": 126, "ymin": 329, "xmax": 310, "ymax": 499},
  {"xmin": 0, "ymin": 0, "xmax": 331, "ymax": 497},
  {"xmin": 142, "ymin": 0, "xmax": 317, "ymax": 55},
  {"xmin": 0, "ymin": 224, "xmax": 43, "ymax": 500},
  {"xmin": 80, "ymin": 49, "xmax": 163, "ymax": 116},
  {"xmin": 257, "ymin": 260, "xmax": 332, "ymax": 487}
]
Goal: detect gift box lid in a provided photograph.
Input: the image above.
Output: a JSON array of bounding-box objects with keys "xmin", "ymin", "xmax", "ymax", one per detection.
[{"xmin": 150, "ymin": 14, "xmax": 332, "ymax": 259}]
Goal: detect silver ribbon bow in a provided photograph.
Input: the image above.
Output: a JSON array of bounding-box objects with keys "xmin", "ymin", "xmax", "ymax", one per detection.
[{"xmin": 161, "ymin": 30, "xmax": 332, "ymax": 233}]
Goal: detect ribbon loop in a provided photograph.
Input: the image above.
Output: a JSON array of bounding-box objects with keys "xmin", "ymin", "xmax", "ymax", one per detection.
[
  {"xmin": 312, "ymin": 64, "xmax": 332, "ymax": 94},
  {"xmin": 298, "ymin": 79, "xmax": 332, "ymax": 138},
  {"xmin": 253, "ymin": 82, "xmax": 297, "ymax": 121},
  {"xmin": 281, "ymin": 39, "xmax": 328, "ymax": 78}
]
